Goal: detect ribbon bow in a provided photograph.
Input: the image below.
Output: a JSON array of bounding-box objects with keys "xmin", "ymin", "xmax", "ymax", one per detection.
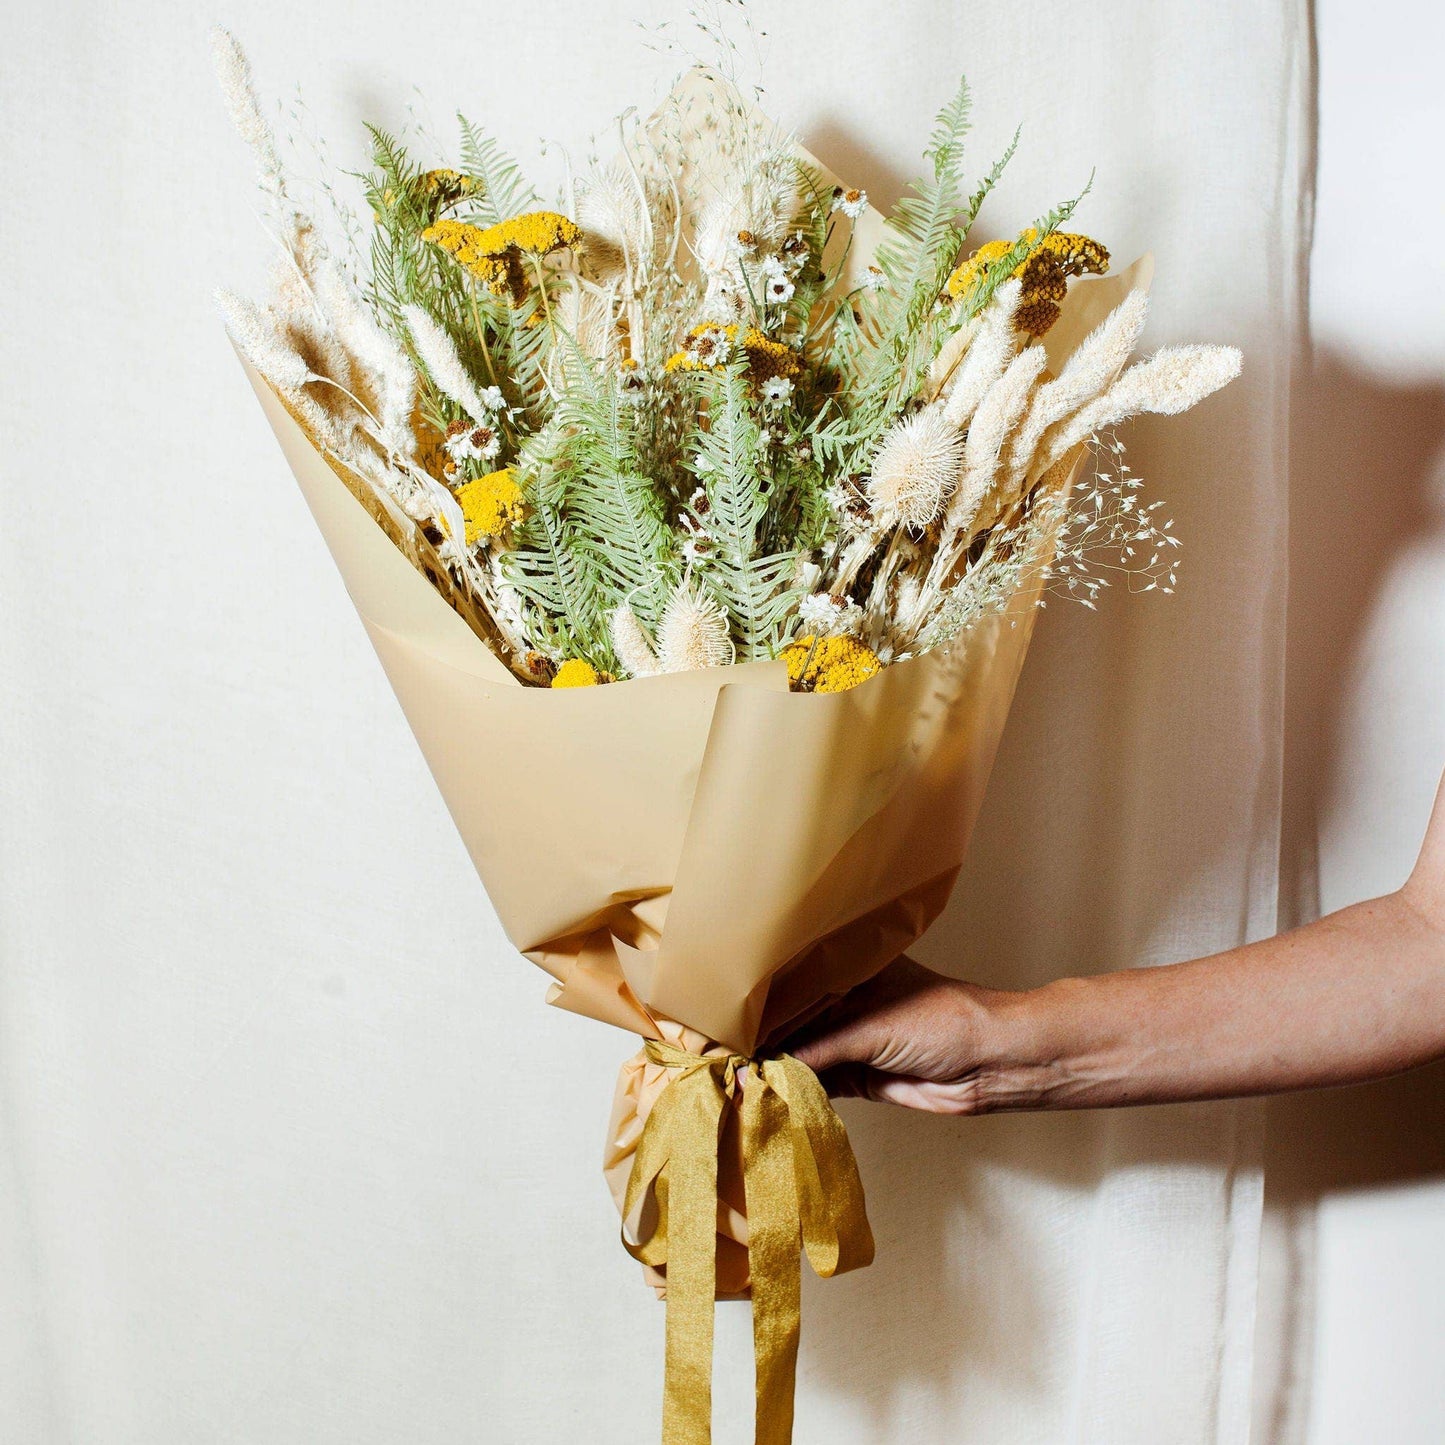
[{"xmin": 622, "ymin": 1039, "xmax": 875, "ymax": 1445}]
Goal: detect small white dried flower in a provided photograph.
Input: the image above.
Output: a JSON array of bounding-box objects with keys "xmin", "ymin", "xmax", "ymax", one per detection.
[
  {"xmin": 798, "ymin": 592, "xmax": 864, "ymax": 637},
  {"xmin": 444, "ymin": 423, "xmax": 501, "ymax": 464},
  {"xmin": 759, "ymin": 255, "xmax": 795, "ymax": 305},
  {"xmin": 866, "ymin": 406, "xmax": 966, "ymax": 531},
  {"xmin": 656, "ymin": 584, "xmax": 734, "ymax": 673},
  {"xmin": 761, "ymin": 375, "xmax": 794, "ymax": 407},
  {"xmin": 861, "ymin": 265, "xmax": 886, "ymax": 292},
  {"xmin": 832, "ymin": 187, "xmax": 868, "ymax": 219},
  {"xmin": 610, "ymin": 603, "xmax": 660, "ymax": 679}
]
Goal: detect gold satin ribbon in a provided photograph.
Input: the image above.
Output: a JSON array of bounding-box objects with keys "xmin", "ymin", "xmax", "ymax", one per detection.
[{"xmin": 622, "ymin": 1040, "xmax": 874, "ymax": 1445}]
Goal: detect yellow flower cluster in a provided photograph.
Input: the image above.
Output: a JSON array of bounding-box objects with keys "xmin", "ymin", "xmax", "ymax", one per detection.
[
  {"xmin": 780, "ymin": 635, "xmax": 882, "ymax": 694},
  {"xmin": 664, "ymin": 325, "xmax": 803, "ymax": 382},
  {"xmin": 551, "ymin": 658, "xmax": 599, "ymax": 688},
  {"xmin": 418, "ymin": 168, "xmax": 479, "ymax": 208},
  {"xmin": 946, "ymin": 230, "xmax": 1109, "ymax": 335},
  {"xmin": 454, "ymin": 467, "xmax": 525, "ymax": 545},
  {"xmin": 422, "ymin": 211, "xmax": 581, "ymax": 302}
]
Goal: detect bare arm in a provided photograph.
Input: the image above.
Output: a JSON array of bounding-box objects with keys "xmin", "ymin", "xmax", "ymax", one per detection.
[{"xmin": 788, "ymin": 770, "xmax": 1445, "ymax": 1114}]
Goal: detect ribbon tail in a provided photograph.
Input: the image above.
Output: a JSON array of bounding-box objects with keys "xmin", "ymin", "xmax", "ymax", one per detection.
[{"xmin": 741, "ymin": 1070, "xmax": 803, "ymax": 1445}]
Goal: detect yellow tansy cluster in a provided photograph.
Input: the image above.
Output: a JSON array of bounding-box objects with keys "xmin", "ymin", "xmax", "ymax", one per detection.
[
  {"xmin": 946, "ymin": 230, "xmax": 1109, "ymax": 336},
  {"xmin": 418, "ymin": 168, "xmax": 479, "ymax": 209},
  {"xmin": 422, "ymin": 211, "xmax": 582, "ymax": 302},
  {"xmin": 664, "ymin": 324, "xmax": 803, "ymax": 383},
  {"xmin": 454, "ymin": 467, "xmax": 525, "ymax": 545},
  {"xmin": 780, "ymin": 635, "xmax": 882, "ymax": 694},
  {"xmin": 551, "ymin": 658, "xmax": 599, "ymax": 688}
]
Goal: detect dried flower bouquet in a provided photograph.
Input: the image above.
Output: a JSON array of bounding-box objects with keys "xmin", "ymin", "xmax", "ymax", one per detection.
[{"xmin": 217, "ymin": 27, "xmax": 1239, "ymax": 1445}]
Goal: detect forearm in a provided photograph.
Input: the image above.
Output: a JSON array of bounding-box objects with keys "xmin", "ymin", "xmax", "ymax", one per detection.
[{"xmin": 972, "ymin": 889, "xmax": 1445, "ymax": 1112}]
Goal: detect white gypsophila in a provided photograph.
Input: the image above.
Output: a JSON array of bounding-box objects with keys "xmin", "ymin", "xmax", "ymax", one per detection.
[
  {"xmin": 210, "ymin": 29, "xmax": 286, "ymax": 200},
  {"xmin": 402, "ymin": 305, "xmax": 494, "ymax": 426},
  {"xmin": 942, "ymin": 279, "xmax": 1022, "ymax": 429},
  {"xmin": 866, "ymin": 406, "xmax": 966, "ymax": 531},
  {"xmin": 610, "ymin": 604, "xmax": 660, "ymax": 678},
  {"xmin": 1033, "ymin": 344, "xmax": 1243, "ymax": 480},
  {"xmin": 1006, "ymin": 289, "xmax": 1150, "ymax": 488},
  {"xmin": 798, "ymin": 592, "xmax": 863, "ymax": 637},
  {"xmin": 656, "ymin": 583, "xmax": 734, "ymax": 673},
  {"xmin": 950, "ymin": 343, "xmax": 1050, "ymax": 534},
  {"xmin": 832, "ymin": 187, "xmax": 868, "ymax": 219},
  {"xmin": 762, "ymin": 376, "xmax": 794, "ymax": 407},
  {"xmin": 312, "ymin": 256, "xmax": 416, "ymax": 459}
]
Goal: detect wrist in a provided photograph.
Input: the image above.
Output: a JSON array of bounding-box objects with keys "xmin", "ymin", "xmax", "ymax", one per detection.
[{"xmin": 954, "ymin": 978, "xmax": 1075, "ymax": 1113}]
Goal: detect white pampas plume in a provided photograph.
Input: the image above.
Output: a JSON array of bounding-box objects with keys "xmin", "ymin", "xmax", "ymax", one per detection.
[
  {"xmin": 1034, "ymin": 344, "xmax": 1243, "ymax": 478},
  {"xmin": 216, "ymin": 289, "xmax": 311, "ymax": 391},
  {"xmin": 210, "ymin": 28, "xmax": 286, "ymax": 200},
  {"xmin": 610, "ymin": 604, "xmax": 660, "ymax": 679},
  {"xmin": 1006, "ymin": 289, "xmax": 1150, "ymax": 487},
  {"xmin": 926, "ymin": 313, "xmax": 981, "ymax": 399},
  {"xmin": 402, "ymin": 305, "xmax": 493, "ymax": 425},
  {"xmin": 942, "ymin": 280, "xmax": 1023, "ymax": 430},
  {"xmin": 312, "ymin": 257, "xmax": 416, "ymax": 458},
  {"xmin": 577, "ymin": 164, "xmax": 649, "ymax": 279},
  {"xmin": 948, "ymin": 342, "xmax": 1049, "ymax": 534},
  {"xmin": 866, "ymin": 407, "xmax": 966, "ymax": 530},
  {"xmin": 655, "ymin": 584, "xmax": 734, "ymax": 673}
]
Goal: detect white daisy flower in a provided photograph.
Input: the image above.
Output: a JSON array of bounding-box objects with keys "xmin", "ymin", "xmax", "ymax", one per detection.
[
  {"xmin": 759, "ymin": 255, "xmax": 795, "ymax": 305},
  {"xmin": 832, "ymin": 187, "xmax": 868, "ymax": 219},
  {"xmin": 761, "ymin": 375, "xmax": 794, "ymax": 407},
  {"xmin": 477, "ymin": 385, "xmax": 506, "ymax": 412},
  {"xmin": 444, "ymin": 421, "xmax": 502, "ymax": 464},
  {"xmin": 798, "ymin": 592, "xmax": 864, "ymax": 637}
]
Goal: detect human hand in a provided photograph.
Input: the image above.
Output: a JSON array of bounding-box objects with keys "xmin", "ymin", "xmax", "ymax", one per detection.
[{"xmin": 784, "ymin": 956, "xmax": 1002, "ymax": 1114}]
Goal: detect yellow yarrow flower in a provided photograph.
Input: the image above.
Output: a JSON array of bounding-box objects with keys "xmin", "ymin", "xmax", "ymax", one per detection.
[
  {"xmin": 664, "ymin": 324, "xmax": 803, "ymax": 382},
  {"xmin": 421, "ymin": 219, "xmax": 527, "ymax": 298},
  {"xmin": 453, "ymin": 467, "xmax": 524, "ymax": 545},
  {"xmin": 551, "ymin": 658, "xmax": 599, "ymax": 688},
  {"xmin": 945, "ymin": 229, "xmax": 1109, "ymax": 336},
  {"xmin": 418, "ymin": 168, "xmax": 480, "ymax": 208},
  {"xmin": 474, "ymin": 210, "xmax": 582, "ymax": 257},
  {"xmin": 780, "ymin": 635, "xmax": 882, "ymax": 694}
]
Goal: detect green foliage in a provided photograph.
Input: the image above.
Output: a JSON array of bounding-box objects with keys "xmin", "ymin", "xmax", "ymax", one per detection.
[{"xmin": 686, "ymin": 365, "xmax": 801, "ymax": 660}]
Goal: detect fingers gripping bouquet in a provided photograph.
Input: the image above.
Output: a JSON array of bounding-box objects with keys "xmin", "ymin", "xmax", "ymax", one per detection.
[{"xmin": 216, "ymin": 29, "xmax": 1239, "ymax": 1444}]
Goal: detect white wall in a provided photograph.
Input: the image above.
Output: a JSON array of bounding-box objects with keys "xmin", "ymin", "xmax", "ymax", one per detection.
[{"xmin": 1280, "ymin": 1, "xmax": 1445, "ymax": 1440}]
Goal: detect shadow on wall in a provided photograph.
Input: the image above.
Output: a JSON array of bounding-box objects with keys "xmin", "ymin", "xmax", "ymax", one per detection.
[
  {"xmin": 1275, "ymin": 343, "xmax": 1445, "ymax": 1197},
  {"xmin": 1258, "ymin": 349, "xmax": 1445, "ymax": 1444}
]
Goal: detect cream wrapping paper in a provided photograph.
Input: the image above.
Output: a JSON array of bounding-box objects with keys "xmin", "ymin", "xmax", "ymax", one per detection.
[{"xmin": 239, "ymin": 249, "xmax": 1149, "ymax": 1312}]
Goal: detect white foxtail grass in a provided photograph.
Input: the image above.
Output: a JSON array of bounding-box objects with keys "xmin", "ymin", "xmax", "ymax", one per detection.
[
  {"xmin": 403, "ymin": 305, "xmax": 496, "ymax": 426},
  {"xmin": 610, "ymin": 604, "xmax": 661, "ymax": 679}
]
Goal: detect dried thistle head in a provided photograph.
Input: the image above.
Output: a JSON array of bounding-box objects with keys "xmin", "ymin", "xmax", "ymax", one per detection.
[
  {"xmin": 656, "ymin": 583, "xmax": 734, "ymax": 673},
  {"xmin": 865, "ymin": 407, "xmax": 966, "ymax": 531}
]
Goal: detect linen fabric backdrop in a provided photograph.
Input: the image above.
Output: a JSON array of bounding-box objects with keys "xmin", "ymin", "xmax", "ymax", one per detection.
[{"xmin": 0, "ymin": 2, "xmax": 1313, "ymax": 1441}]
